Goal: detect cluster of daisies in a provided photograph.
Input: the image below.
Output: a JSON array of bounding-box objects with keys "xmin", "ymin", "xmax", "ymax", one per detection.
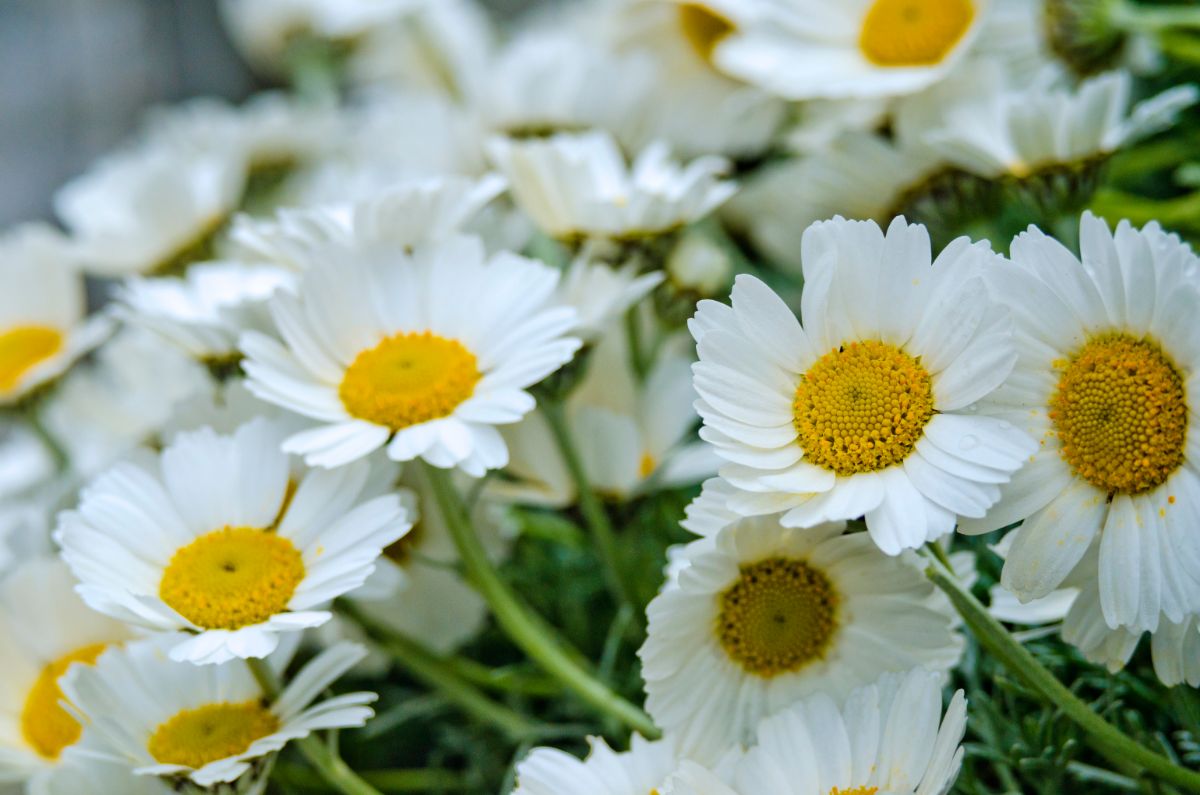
[{"xmin": 1, "ymin": 0, "xmax": 1199, "ymax": 793}]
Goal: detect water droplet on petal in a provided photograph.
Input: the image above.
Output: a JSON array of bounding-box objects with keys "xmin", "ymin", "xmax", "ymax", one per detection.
[{"xmin": 959, "ymin": 435, "xmax": 978, "ymax": 451}]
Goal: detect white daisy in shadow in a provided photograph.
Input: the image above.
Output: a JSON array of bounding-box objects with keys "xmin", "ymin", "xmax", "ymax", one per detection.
[
  {"xmin": 57, "ymin": 419, "xmax": 410, "ymax": 665},
  {"xmin": 639, "ymin": 515, "xmax": 962, "ymax": 758},
  {"xmin": 964, "ymin": 212, "xmax": 1200, "ymax": 633},
  {"xmin": 60, "ymin": 637, "xmax": 374, "ymax": 789}
]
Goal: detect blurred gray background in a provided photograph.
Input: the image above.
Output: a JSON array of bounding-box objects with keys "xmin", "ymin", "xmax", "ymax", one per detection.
[{"xmin": 0, "ymin": 0, "xmax": 543, "ymax": 227}]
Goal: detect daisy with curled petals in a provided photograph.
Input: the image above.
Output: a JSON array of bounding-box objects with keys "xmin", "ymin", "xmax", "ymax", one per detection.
[
  {"xmin": 118, "ymin": 261, "xmax": 295, "ymax": 365},
  {"xmin": 515, "ymin": 734, "xmax": 683, "ymax": 795},
  {"xmin": 962, "ymin": 212, "xmax": 1200, "ymax": 633},
  {"xmin": 692, "ymin": 216, "xmax": 1034, "ymax": 555},
  {"xmin": 241, "ymin": 235, "xmax": 580, "ymax": 473},
  {"xmin": 57, "ymin": 419, "xmax": 410, "ymax": 665},
  {"xmin": 696, "ymin": 0, "xmax": 989, "ymax": 100},
  {"xmin": 638, "ymin": 515, "xmax": 963, "ymax": 757},
  {"xmin": 669, "ymin": 668, "xmax": 967, "ymax": 795},
  {"xmin": 486, "ymin": 130, "xmax": 736, "ymax": 242},
  {"xmin": 60, "ymin": 638, "xmax": 375, "ymax": 790},
  {"xmin": 0, "ymin": 224, "xmax": 109, "ymax": 406},
  {"xmin": 0, "ymin": 558, "xmax": 134, "ymax": 789}
]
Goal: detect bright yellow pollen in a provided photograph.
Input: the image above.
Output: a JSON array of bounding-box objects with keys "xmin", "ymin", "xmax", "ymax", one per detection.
[
  {"xmin": 638, "ymin": 452, "xmax": 657, "ymax": 479},
  {"xmin": 830, "ymin": 787, "xmax": 880, "ymax": 795},
  {"xmin": 147, "ymin": 700, "xmax": 280, "ymax": 769},
  {"xmin": 678, "ymin": 3, "xmax": 736, "ymax": 65},
  {"xmin": 20, "ymin": 643, "xmax": 107, "ymax": 759},
  {"xmin": 794, "ymin": 340, "xmax": 935, "ymax": 475},
  {"xmin": 159, "ymin": 527, "xmax": 305, "ymax": 630},
  {"xmin": 0, "ymin": 325, "xmax": 63, "ymax": 393},
  {"xmin": 1050, "ymin": 332, "xmax": 1187, "ymax": 495},
  {"xmin": 717, "ymin": 557, "xmax": 839, "ymax": 678},
  {"xmin": 339, "ymin": 331, "xmax": 481, "ymax": 431},
  {"xmin": 858, "ymin": 0, "xmax": 975, "ymax": 66}
]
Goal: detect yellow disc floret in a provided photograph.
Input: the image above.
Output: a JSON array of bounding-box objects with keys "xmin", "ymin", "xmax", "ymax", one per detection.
[
  {"xmin": 794, "ymin": 340, "xmax": 936, "ymax": 475},
  {"xmin": 0, "ymin": 325, "xmax": 63, "ymax": 393},
  {"xmin": 717, "ymin": 557, "xmax": 839, "ymax": 678},
  {"xmin": 159, "ymin": 527, "xmax": 305, "ymax": 630},
  {"xmin": 147, "ymin": 700, "xmax": 280, "ymax": 769},
  {"xmin": 20, "ymin": 643, "xmax": 107, "ymax": 759},
  {"xmin": 678, "ymin": 3, "xmax": 736, "ymax": 65},
  {"xmin": 859, "ymin": 0, "xmax": 975, "ymax": 66},
  {"xmin": 830, "ymin": 788, "xmax": 880, "ymax": 795},
  {"xmin": 1050, "ymin": 332, "xmax": 1187, "ymax": 495},
  {"xmin": 339, "ymin": 331, "xmax": 482, "ymax": 431}
]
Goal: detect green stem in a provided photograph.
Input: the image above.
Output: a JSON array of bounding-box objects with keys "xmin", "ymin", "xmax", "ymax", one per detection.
[
  {"xmin": 540, "ymin": 400, "xmax": 643, "ymax": 628},
  {"xmin": 422, "ymin": 462, "xmax": 660, "ymax": 739},
  {"xmin": 246, "ymin": 658, "xmax": 384, "ymax": 795},
  {"xmin": 26, "ymin": 410, "xmax": 67, "ymax": 473},
  {"xmin": 1110, "ymin": 0, "xmax": 1200, "ymax": 32},
  {"xmin": 625, "ymin": 307, "xmax": 649, "ymax": 380},
  {"xmin": 338, "ymin": 602, "xmax": 540, "ymax": 741},
  {"xmin": 923, "ymin": 557, "xmax": 1200, "ymax": 793},
  {"xmin": 274, "ymin": 764, "xmax": 466, "ymax": 792},
  {"xmin": 443, "ymin": 657, "xmax": 562, "ymax": 697},
  {"xmin": 1090, "ymin": 188, "xmax": 1200, "ymax": 232}
]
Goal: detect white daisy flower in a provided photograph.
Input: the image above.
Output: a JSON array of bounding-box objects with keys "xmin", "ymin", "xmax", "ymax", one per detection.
[
  {"xmin": 725, "ymin": 134, "xmax": 941, "ymax": 274},
  {"xmin": 669, "ymin": 668, "xmax": 967, "ymax": 795},
  {"xmin": 610, "ymin": 0, "xmax": 787, "ymax": 159},
  {"xmin": 40, "ymin": 744, "xmax": 171, "ymax": 795},
  {"xmin": 701, "ymin": 0, "xmax": 990, "ymax": 100},
  {"xmin": 479, "ymin": 29, "xmax": 657, "ymax": 142},
  {"xmin": 145, "ymin": 93, "xmax": 342, "ymax": 179},
  {"xmin": 557, "ymin": 256, "xmax": 664, "ymax": 343},
  {"xmin": 639, "ymin": 516, "xmax": 963, "ymax": 757},
  {"xmin": 55, "ymin": 142, "xmax": 245, "ymax": 277},
  {"xmin": 514, "ymin": 734, "xmax": 682, "ymax": 795},
  {"xmin": 56, "ymin": 419, "xmax": 411, "ymax": 665},
  {"xmin": 693, "ymin": 217, "xmax": 1034, "ymax": 555},
  {"xmin": 60, "ymin": 638, "xmax": 375, "ymax": 789},
  {"xmin": 921, "ymin": 68, "xmax": 1198, "ymax": 179},
  {"xmin": 346, "ymin": 0, "xmax": 493, "ymax": 100},
  {"xmin": 218, "ymin": 0, "xmax": 419, "ymax": 72},
  {"xmin": 241, "ymin": 235, "xmax": 580, "ymax": 473},
  {"xmin": 0, "ymin": 224, "xmax": 109, "ymax": 405},
  {"xmin": 0, "ymin": 558, "xmax": 135, "ymax": 787},
  {"xmin": 486, "ymin": 130, "xmax": 736, "ymax": 242},
  {"xmin": 496, "ymin": 327, "xmax": 716, "ymax": 506},
  {"xmin": 42, "ymin": 328, "xmax": 212, "ymax": 480},
  {"xmin": 230, "ymin": 174, "xmax": 507, "ymax": 267},
  {"xmin": 118, "ymin": 262, "xmax": 295, "ymax": 362},
  {"xmin": 963, "ymin": 212, "xmax": 1200, "ymax": 632}
]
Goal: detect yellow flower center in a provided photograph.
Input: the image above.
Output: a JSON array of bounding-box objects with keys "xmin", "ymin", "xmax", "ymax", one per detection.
[
  {"xmin": 1050, "ymin": 332, "xmax": 1187, "ymax": 495},
  {"xmin": 159, "ymin": 527, "xmax": 305, "ymax": 630},
  {"xmin": 0, "ymin": 325, "xmax": 63, "ymax": 393},
  {"xmin": 339, "ymin": 331, "xmax": 482, "ymax": 431},
  {"xmin": 858, "ymin": 0, "xmax": 975, "ymax": 66},
  {"xmin": 20, "ymin": 643, "xmax": 107, "ymax": 759},
  {"xmin": 717, "ymin": 557, "xmax": 839, "ymax": 678},
  {"xmin": 794, "ymin": 340, "xmax": 935, "ymax": 475},
  {"xmin": 830, "ymin": 788, "xmax": 880, "ymax": 795},
  {"xmin": 638, "ymin": 452, "xmax": 657, "ymax": 479},
  {"xmin": 678, "ymin": 3, "xmax": 736, "ymax": 65},
  {"xmin": 147, "ymin": 700, "xmax": 281, "ymax": 769}
]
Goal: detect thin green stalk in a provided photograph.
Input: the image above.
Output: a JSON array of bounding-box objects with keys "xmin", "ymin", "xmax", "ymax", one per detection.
[
  {"xmin": 338, "ymin": 601, "xmax": 540, "ymax": 741},
  {"xmin": 422, "ymin": 462, "xmax": 660, "ymax": 739},
  {"xmin": 246, "ymin": 658, "xmax": 384, "ymax": 795},
  {"xmin": 442, "ymin": 657, "xmax": 562, "ymax": 697},
  {"xmin": 362, "ymin": 768, "xmax": 469, "ymax": 792},
  {"xmin": 923, "ymin": 557, "xmax": 1200, "ymax": 793},
  {"xmin": 1110, "ymin": 0, "xmax": 1200, "ymax": 32},
  {"xmin": 540, "ymin": 399, "xmax": 643, "ymax": 628},
  {"xmin": 26, "ymin": 410, "xmax": 67, "ymax": 473}
]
